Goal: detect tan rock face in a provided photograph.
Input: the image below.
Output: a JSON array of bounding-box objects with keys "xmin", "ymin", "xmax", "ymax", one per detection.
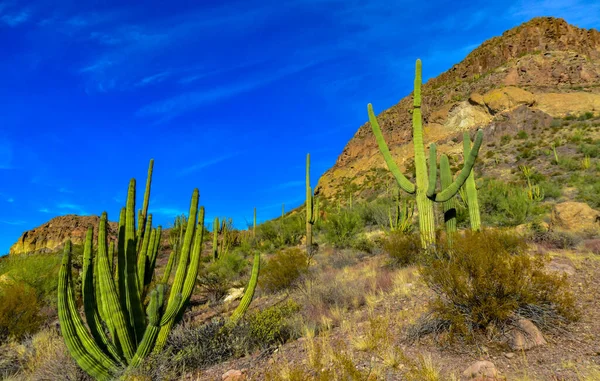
[
  {"xmin": 481, "ymin": 86, "xmax": 535, "ymax": 114},
  {"xmin": 315, "ymin": 17, "xmax": 600, "ymax": 200},
  {"xmin": 551, "ymin": 201, "xmax": 600, "ymax": 233},
  {"xmin": 535, "ymin": 93, "xmax": 600, "ymax": 117},
  {"xmin": 9, "ymin": 215, "xmax": 119, "ymax": 255}
]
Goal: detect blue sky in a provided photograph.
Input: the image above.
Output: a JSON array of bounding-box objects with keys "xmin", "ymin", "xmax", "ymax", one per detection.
[{"xmin": 0, "ymin": 0, "xmax": 598, "ymax": 254}]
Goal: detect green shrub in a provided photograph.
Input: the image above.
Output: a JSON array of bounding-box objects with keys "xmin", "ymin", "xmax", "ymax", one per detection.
[
  {"xmin": 197, "ymin": 251, "xmax": 249, "ymax": 303},
  {"xmin": 539, "ymin": 180, "xmax": 562, "ymax": 200},
  {"xmin": 256, "ymin": 214, "xmax": 304, "ymax": 250},
  {"xmin": 322, "ymin": 208, "xmax": 364, "ymax": 248},
  {"xmin": 383, "ymin": 231, "xmax": 422, "ymax": 267},
  {"xmin": 350, "ymin": 235, "xmax": 375, "ymax": 254},
  {"xmin": 0, "ymin": 281, "xmax": 44, "ymax": 342},
  {"xmin": 247, "ymin": 300, "xmax": 300, "ymax": 347},
  {"xmin": 578, "ymin": 111, "xmax": 595, "ymax": 121},
  {"xmin": 516, "ymin": 130, "xmax": 528, "ymax": 139},
  {"xmin": 578, "ymin": 142, "xmax": 600, "ymax": 158},
  {"xmin": 418, "ymin": 230, "xmax": 578, "ymax": 340},
  {"xmin": 259, "ymin": 248, "xmax": 309, "ymax": 293},
  {"xmin": 530, "ymin": 229, "xmax": 581, "ymax": 249},
  {"xmin": 500, "ymin": 135, "xmax": 512, "ymax": 144},
  {"xmin": 478, "ymin": 179, "xmax": 536, "ymax": 226}
]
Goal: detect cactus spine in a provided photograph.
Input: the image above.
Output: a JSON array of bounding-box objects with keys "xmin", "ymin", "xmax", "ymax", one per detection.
[
  {"xmin": 306, "ymin": 153, "xmax": 317, "ymax": 253},
  {"xmin": 369, "ymin": 59, "xmax": 483, "ymax": 249},
  {"xmin": 57, "ymin": 160, "xmax": 206, "ymax": 379}
]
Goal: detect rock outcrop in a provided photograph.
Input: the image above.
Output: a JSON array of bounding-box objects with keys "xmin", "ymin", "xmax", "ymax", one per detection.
[{"xmin": 8, "ymin": 215, "xmax": 119, "ymax": 255}]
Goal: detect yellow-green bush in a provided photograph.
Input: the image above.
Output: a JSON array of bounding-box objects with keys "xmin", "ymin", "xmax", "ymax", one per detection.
[
  {"xmin": 259, "ymin": 248, "xmax": 309, "ymax": 293},
  {"xmin": 0, "ymin": 281, "xmax": 44, "ymax": 342},
  {"xmin": 419, "ymin": 230, "xmax": 578, "ymax": 339},
  {"xmin": 383, "ymin": 231, "xmax": 422, "ymax": 267},
  {"xmin": 247, "ymin": 299, "xmax": 300, "ymax": 347}
]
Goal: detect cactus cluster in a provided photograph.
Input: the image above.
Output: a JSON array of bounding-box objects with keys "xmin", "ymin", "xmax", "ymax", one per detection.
[
  {"xmin": 212, "ymin": 217, "xmax": 233, "ymax": 260},
  {"xmin": 57, "ymin": 160, "xmax": 207, "ymax": 380},
  {"xmin": 388, "ymin": 192, "xmax": 414, "ymax": 233},
  {"xmin": 369, "ymin": 59, "xmax": 484, "ymax": 249}
]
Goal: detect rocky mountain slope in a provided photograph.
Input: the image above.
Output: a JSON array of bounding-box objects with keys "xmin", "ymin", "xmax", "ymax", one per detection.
[
  {"xmin": 315, "ymin": 17, "xmax": 600, "ymax": 200},
  {"xmin": 8, "ymin": 215, "xmax": 120, "ymax": 255}
]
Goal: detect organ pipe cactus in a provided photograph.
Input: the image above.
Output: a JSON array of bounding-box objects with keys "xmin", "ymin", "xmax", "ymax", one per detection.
[
  {"xmin": 228, "ymin": 251, "xmax": 260, "ymax": 326},
  {"xmin": 369, "ymin": 59, "xmax": 484, "ymax": 248},
  {"xmin": 57, "ymin": 160, "xmax": 206, "ymax": 380}
]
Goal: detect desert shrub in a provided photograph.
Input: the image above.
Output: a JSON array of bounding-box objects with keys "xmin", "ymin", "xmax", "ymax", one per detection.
[
  {"xmin": 478, "ymin": 179, "xmax": 536, "ymax": 226},
  {"xmin": 516, "ymin": 130, "xmax": 528, "ymax": 139},
  {"xmin": 322, "ymin": 208, "xmax": 364, "ymax": 248},
  {"xmin": 500, "ymin": 135, "xmax": 511, "ymax": 144},
  {"xmin": 0, "ymin": 281, "xmax": 44, "ymax": 342},
  {"xmin": 197, "ymin": 251, "xmax": 249, "ymax": 303},
  {"xmin": 0, "ymin": 340, "xmax": 25, "ymax": 379},
  {"xmin": 578, "ymin": 111, "xmax": 595, "ymax": 121},
  {"xmin": 418, "ymin": 230, "xmax": 578, "ymax": 340},
  {"xmin": 530, "ymin": 229, "xmax": 582, "ymax": 249},
  {"xmin": 559, "ymin": 157, "xmax": 581, "ymax": 171},
  {"xmin": 259, "ymin": 248, "xmax": 309, "ymax": 293},
  {"xmin": 350, "ymin": 235, "xmax": 375, "ymax": 254},
  {"xmin": 539, "ymin": 180, "xmax": 562, "ymax": 199},
  {"xmin": 578, "ymin": 141, "xmax": 600, "ymax": 158},
  {"xmin": 0, "ymin": 252, "xmax": 62, "ymax": 306},
  {"xmin": 574, "ymin": 174, "xmax": 600, "ymax": 208},
  {"xmin": 256, "ymin": 214, "xmax": 304, "ymax": 250},
  {"xmin": 384, "ymin": 231, "xmax": 422, "ymax": 267},
  {"xmin": 247, "ymin": 299, "xmax": 300, "ymax": 347}
]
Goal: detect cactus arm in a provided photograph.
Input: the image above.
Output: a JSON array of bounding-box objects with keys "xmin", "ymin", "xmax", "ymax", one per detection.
[
  {"xmin": 368, "ymin": 104, "xmax": 416, "ymax": 194},
  {"xmin": 136, "ymin": 159, "xmax": 153, "ymax": 251},
  {"xmin": 58, "ymin": 241, "xmax": 117, "ymax": 381},
  {"xmin": 161, "ymin": 249, "xmax": 176, "ymax": 284},
  {"xmin": 440, "ymin": 155, "xmax": 457, "ymax": 244},
  {"xmin": 253, "ymin": 207, "xmax": 257, "ymax": 237},
  {"xmin": 229, "ymin": 251, "xmax": 260, "ymax": 326},
  {"xmin": 433, "ymin": 129, "xmax": 484, "ymax": 203},
  {"xmin": 124, "ymin": 179, "xmax": 146, "ymax": 344},
  {"xmin": 213, "ymin": 217, "xmax": 219, "ymax": 260},
  {"xmin": 130, "ymin": 289, "xmax": 160, "ymax": 368},
  {"xmin": 147, "ymin": 226, "xmax": 161, "ymax": 285},
  {"xmin": 154, "ymin": 189, "xmax": 199, "ymax": 352},
  {"xmin": 426, "ymin": 144, "xmax": 438, "ymax": 198},
  {"xmin": 137, "ymin": 214, "xmax": 152, "ymax": 292},
  {"xmin": 97, "ymin": 212, "xmax": 136, "ymax": 361},
  {"xmin": 463, "ymin": 133, "xmax": 482, "ymax": 231},
  {"xmin": 179, "ymin": 206, "xmax": 205, "ymax": 308},
  {"xmin": 117, "ymin": 207, "xmax": 128, "ymax": 315}
]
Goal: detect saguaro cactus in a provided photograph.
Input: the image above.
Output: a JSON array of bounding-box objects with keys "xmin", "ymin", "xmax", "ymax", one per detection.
[
  {"xmin": 57, "ymin": 160, "xmax": 206, "ymax": 380},
  {"xmin": 306, "ymin": 153, "xmax": 317, "ymax": 253},
  {"xmin": 369, "ymin": 59, "xmax": 484, "ymax": 248},
  {"xmin": 462, "ymin": 132, "xmax": 481, "ymax": 231}
]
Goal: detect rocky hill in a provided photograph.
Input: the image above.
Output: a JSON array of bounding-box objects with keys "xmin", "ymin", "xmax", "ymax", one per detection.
[
  {"xmin": 8, "ymin": 215, "xmax": 120, "ymax": 255},
  {"xmin": 315, "ymin": 17, "xmax": 600, "ymax": 200}
]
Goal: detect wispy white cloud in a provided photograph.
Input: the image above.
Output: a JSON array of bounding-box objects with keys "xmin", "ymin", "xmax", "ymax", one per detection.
[
  {"xmin": 39, "ymin": 208, "xmax": 50, "ymax": 213},
  {"xmin": 1, "ymin": 10, "xmax": 30, "ymax": 27},
  {"xmin": 177, "ymin": 152, "xmax": 242, "ymax": 176},
  {"xmin": 57, "ymin": 203, "xmax": 88, "ymax": 215},
  {"xmin": 136, "ymin": 71, "xmax": 171, "ymax": 87},
  {"xmin": 137, "ymin": 59, "xmax": 325, "ymax": 120},
  {"xmin": 6, "ymin": 197, "xmax": 14, "ymax": 203},
  {"xmin": 508, "ymin": 0, "xmax": 600, "ymax": 27},
  {"xmin": 0, "ymin": 219, "xmax": 26, "ymax": 225},
  {"xmin": 58, "ymin": 187, "xmax": 73, "ymax": 194}
]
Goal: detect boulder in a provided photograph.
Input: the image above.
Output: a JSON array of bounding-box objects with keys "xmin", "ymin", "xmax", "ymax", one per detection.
[
  {"xmin": 482, "ymin": 87, "xmax": 535, "ymax": 114},
  {"xmin": 507, "ymin": 319, "xmax": 547, "ymax": 351},
  {"xmin": 462, "ymin": 360, "xmax": 498, "ymax": 380},
  {"xmin": 551, "ymin": 202, "xmax": 600, "ymax": 233},
  {"xmin": 222, "ymin": 369, "xmax": 246, "ymax": 381}
]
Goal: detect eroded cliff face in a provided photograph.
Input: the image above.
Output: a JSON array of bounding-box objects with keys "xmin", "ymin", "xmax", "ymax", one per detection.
[
  {"xmin": 8, "ymin": 215, "xmax": 119, "ymax": 255},
  {"xmin": 315, "ymin": 17, "xmax": 600, "ymax": 200}
]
